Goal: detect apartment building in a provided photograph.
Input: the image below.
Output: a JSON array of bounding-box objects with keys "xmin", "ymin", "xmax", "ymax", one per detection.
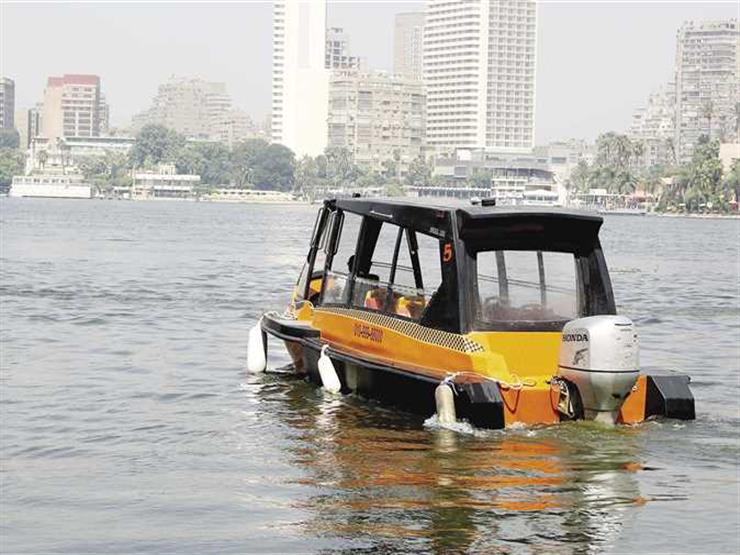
[
  {"xmin": 674, "ymin": 19, "xmax": 740, "ymax": 161},
  {"xmin": 132, "ymin": 76, "xmax": 246, "ymax": 141},
  {"xmin": 628, "ymin": 83, "xmax": 677, "ymax": 168},
  {"xmin": 40, "ymin": 74, "xmax": 108, "ymax": 142},
  {"xmin": 328, "ymin": 69, "xmax": 426, "ymax": 173}
]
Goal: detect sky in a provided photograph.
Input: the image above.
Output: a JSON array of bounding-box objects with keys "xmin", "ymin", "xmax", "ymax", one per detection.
[{"xmin": 1, "ymin": 1, "xmax": 738, "ymax": 144}]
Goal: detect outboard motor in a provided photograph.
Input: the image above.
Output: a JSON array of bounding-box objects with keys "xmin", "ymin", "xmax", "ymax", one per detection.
[{"xmin": 557, "ymin": 316, "xmax": 639, "ymax": 424}]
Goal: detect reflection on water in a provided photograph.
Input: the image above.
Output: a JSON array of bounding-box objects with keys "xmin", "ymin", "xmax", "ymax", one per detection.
[{"xmin": 251, "ymin": 373, "xmax": 648, "ymax": 553}]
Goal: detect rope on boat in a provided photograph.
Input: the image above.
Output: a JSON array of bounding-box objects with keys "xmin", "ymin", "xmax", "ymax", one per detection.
[{"xmin": 441, "ymin": 371, "xmax": 537, "ymax": 391}]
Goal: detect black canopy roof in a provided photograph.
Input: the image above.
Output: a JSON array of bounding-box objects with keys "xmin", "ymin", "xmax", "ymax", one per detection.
[
  {"xmin": 335, "ymin": 197, "xmax": 600, "ymax": 222},
  {"xmin": 334, "ymin": 197, "xmax": 603, "ymax": 249}
]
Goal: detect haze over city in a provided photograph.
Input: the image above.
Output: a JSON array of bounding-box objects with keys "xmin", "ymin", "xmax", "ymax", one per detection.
[{"xmin": 2, "ymin": 1, "xmax": 737, "ymax": 143}]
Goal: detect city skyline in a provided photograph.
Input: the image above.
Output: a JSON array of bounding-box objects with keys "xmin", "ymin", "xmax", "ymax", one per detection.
[{"xmin": 1, "ymin": 2, "xmax": 738, "ymax": 144}]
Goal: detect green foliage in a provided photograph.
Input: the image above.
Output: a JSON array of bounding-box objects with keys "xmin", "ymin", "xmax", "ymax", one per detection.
[
  {"xmin": 37, "ymin": 150, "xmax": 48, "ymax": 169},
  {"xmin": 250, "ymin": 143, "xmax": 295, "ymax": 191},
  {"xmin": 129, "ymin": 124, "xmax": 184, "ymax": 168},
  {"xmin": 565, "ymin": 133, "xmax": 643, "ymax": 197},
  {"xmin": 384, "ymin": 180, "xmax": 404, "ymax": 197},
  {"xmin": 380, "ymin": 158, "xmax": 397, "ymax": 180},
  {"xmin": 724, "ymin": 160, "xmax": 740, "ymax": 204},
  {"xmin": 405, "ymin": 155, "xmax": 432, "ymax": 187},
  {"xmin": 175, "ymin": 141, "xmax": 232, "ymax": 185},
  {"xmin": 325, "ymin": 147, "xmax": 358, "ymax": 187},
  {"xmin": 566, "ymin": 160, "xmax": 591, "ymax": 193},
  {"xmin": 469, "ymin": 168, "xmax": 493, "ymax": 189},
  {"xmin": 231, "ymin": 138, "xmax": 270, "ymax": 187},
  {"xmin": 77, "ymin": 150, "xmax": 132, "ymax": 192},
  {"xmin": 659, "ymin": 135, "xmax": 731, "ymax": 212},
  {"xmin": 0, "ymin": 148, "xmax": 25, "ymax": 188},
  {"xmin": 0, "ymin": 128, "xmax": 20, "ymax": 149}
]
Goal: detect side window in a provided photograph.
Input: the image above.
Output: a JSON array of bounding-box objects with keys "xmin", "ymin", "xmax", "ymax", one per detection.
[
  {"xmin": 350, "ymin": 223, "xmax": 445, "ymax": 322},
  {"xmin": 322, "ymin": 211, "xmax": 362, "ymax": 305},
  {"xmin": 297, "ymin": 208, "xmax": 330, "ymax": 302},
  {"xmin": 416, "ymin": 232, "xmax": 443, "ymax": 296},
  {"xmin": 367, "ymin": 222, "xmax": 398, "ymax": 283}
]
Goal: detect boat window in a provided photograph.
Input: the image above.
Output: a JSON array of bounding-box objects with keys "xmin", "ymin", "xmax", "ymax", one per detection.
[
  {"xmin": 321, "ymin": 212, "xmax": 362, "ymax": 305},
  {"xmin": 475, "ymin": 250, "xmax": 578, "ymax": 326},
  {"xmin": 297, "ymin": 207, "xmax": 331, "ymax": 301},
  {"xmin": 347, "ymin": 221, "xmax": 444, "ymax": 322},
  {"xmin": 366, "ymin": 221, "xmax": 399, "ymax": 283}
]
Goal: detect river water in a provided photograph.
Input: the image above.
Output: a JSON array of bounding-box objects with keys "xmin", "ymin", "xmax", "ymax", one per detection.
[{"xmin": 1, "ymin": 198, "xmax": 738, "ymax": 554}]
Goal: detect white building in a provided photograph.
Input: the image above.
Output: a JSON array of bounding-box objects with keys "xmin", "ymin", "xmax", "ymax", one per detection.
[
  {"xmin": 328, "ymin": 69, "xmax": 426, "ymax": 173},
  {"xmin": 423, "ymin": 0, "xmax": 537, "ymax": 154},
  {"xmin": 674, "ymin": 19, "xmax": 740, "ymax": 162},
  {"xmin": 10, "ymin": 174, "xmax": 92, "ymax": 199},
  {"xmin": 393, "ymin": 13, "xmax": 425, "ymax": 81},
  {"xmin": 426, "ymin": 149, "xmax": 559, "ymax": 205},
  {"xmin": 628, "ymin": 83, "xmax": 677, "ymax": 168},
  {"xmin": 271, "ymin": 0, "xmax": 330, "ymax": 157},
  {"xmin": 132, "ymin": 165, "xmax": 200, "ymax": 200}
]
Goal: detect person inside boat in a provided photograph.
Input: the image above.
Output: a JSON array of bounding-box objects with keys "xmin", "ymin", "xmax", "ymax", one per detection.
[
  {"xmin": 346, "ymin": 254, "xmax": 386, "ymax": 310},
  {"xmin": 346, "ymin": 255, "xmax": 378, "ymax": 281}
]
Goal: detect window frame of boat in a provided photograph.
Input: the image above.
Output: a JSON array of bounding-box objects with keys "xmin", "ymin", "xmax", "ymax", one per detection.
[
  {"xmin": 298, "ymin": 202, "xmax": 335, "ymax": 301},
  {"xmin": 316, "ymin": 209, "xmax": 461, "ymax": 331}
]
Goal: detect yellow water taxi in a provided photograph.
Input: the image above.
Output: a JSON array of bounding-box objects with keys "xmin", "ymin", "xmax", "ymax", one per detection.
[{"xmin": 250, "ymin": 198, "xmax": 694, "ymax": 429}]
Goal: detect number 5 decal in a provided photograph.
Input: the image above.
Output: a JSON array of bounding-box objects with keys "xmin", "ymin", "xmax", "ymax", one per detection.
[{"xmin": 443, "ymin": 243, "xmax": 454, "ymax": 263}]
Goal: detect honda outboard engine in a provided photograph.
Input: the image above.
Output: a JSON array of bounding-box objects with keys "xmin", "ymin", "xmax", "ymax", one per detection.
[{"xmin": 557, "ymin": 316, "xmax": 639, "ymax": 424}]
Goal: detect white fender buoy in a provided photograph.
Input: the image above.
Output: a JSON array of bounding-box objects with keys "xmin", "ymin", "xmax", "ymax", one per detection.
[
  {"xmin": 318, "ymin": 345, "xmax": 341, "ymax": 394},
  {"xmin": 247, "ymin": 320, "xmax": 267, "ymax": 373},
  {"xmin": 435, "ymin": 384, "xmax": 457, "ymax": 425}
]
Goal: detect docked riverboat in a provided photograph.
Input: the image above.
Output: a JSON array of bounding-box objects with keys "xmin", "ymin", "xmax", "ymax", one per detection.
[{"xmin": 250, "ymin": 197, "xmax": 694, "ymax": 429}]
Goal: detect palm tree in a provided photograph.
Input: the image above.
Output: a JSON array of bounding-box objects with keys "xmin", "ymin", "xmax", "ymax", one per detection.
[{"xmin": 37, "ymin": 149, "xmax": 48, "ymax": 171}]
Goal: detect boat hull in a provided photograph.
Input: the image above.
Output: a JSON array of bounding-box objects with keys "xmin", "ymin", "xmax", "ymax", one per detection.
[{"xmin": 261, "ymin": 315, "xmax": 694, "ymax": 429}]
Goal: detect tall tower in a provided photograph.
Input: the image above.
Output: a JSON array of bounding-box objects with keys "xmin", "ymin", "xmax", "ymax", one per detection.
[
  {"xmin": 674, "ymin": 19, "xmax": 739, "ymax": 162},
  {"xmin": 393, "ymin": 12, "xmax": 425, "ymax": 80},
  {"xmin": 424, "ymin": 0, "xmax": 537, "ymax": 154},
  {"xmin": 271, "ymin": 0, "xmax": 329, "ymax": 157}
]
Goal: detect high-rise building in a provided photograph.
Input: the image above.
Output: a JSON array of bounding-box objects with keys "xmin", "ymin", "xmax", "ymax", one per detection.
[
  {"xmin": 271, "ymin": 0, "xmax": 329, "ymax": 157},
  {"xmin": 423, "ymin": 0, "xmax": 537, "ymax": 153},
  {"xmin": 27, "ymin": 104, "xmax": 42, "ymax": 148},
  {"xmin": 326, "ymin": 27, "xmax": 362, "ymax": 70},
  {"xmin": 132, "ymin": 76, "xmax": 241, "ymax": 140},
  {"xmin": 674, "ymin": 19, "xmax": 739, "ymax": 161},
  {"xmin": 212, "ymin": 108, "xmax": 260, "ymax": 147},
  {"xmin": 328, "ymin": 69, "xmax": 426, "ymax": 173},
  {"xmin": 0, "ymin": 77, "xmax": 15, "ymax": 130},
  {"xmin": 393, "ymin": 12, "xmax": 425, "ymax": 81},
  {"xmin": 40, "ymin": 74, "xmax": 105, "ymax": 142},
  {"xmin": 628, "ymin": 83, "xmax": 677, "ymax": 168}
]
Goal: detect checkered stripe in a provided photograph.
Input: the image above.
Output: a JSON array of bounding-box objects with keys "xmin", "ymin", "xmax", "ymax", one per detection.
[{"xmin": 316, "ymin": 306, "xmax": 485, "ymax": 353}]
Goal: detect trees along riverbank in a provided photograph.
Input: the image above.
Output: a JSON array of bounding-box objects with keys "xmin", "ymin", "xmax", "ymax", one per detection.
[
  {"xmin": 0, "ymin": 129, "xmax": 25, "ymax": 194},
  {"xmin": 566, "ymin": 132, "xmax": 738, "ymax": 214}
]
